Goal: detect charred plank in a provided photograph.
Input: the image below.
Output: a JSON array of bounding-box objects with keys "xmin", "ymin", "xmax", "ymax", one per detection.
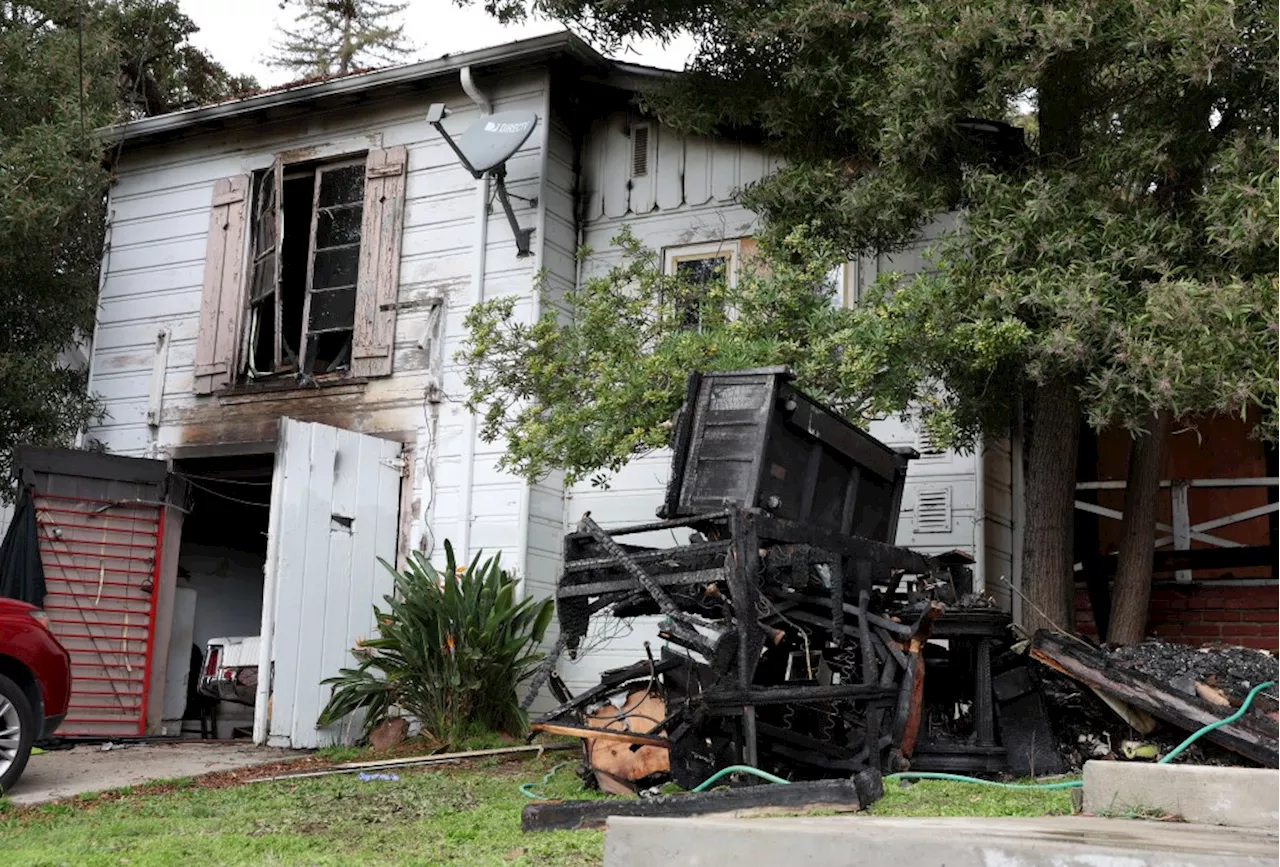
[{"xmin": 521, "ymin": 776, "xmax": 883, "ymax": 832}]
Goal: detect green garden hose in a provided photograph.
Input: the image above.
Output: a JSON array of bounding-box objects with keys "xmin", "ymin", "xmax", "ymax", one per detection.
[
  {"xmin": 692, "ymin": 679, "xmax": 1277, "ymax": 793},
  {"xmin": 691, "ymin": 764, "xmax": 792, "ymax": 792},
  {"xmin": 521, "ymin": 679, "xmax": 1276, "ymax": 797},
  {"xmin": 520, "ymin": 761, "xmax": 574, "ymax": 799},
  {"xmin": 1157, "ymin": 680, "xmax": 1275, "ymax": 765}
]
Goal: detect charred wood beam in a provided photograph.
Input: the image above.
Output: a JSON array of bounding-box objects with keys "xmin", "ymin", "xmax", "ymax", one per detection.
[
  {"xmin": 1030, "ymin": 631, "xmax": 1279, "ymax": 767},
  {"xmin": 565, "ymin": 509, "xmax": 732, "ymax": 543},
  {"xmin": 704, "ymin": 683, "xmax": 898, "ymax": 707},
  {"xmin": 522, "ymin": 776, "xmax": 883, "ymax": 832},
  {"xmin": 556, "ymin": 568, "xmax": 725, "ymax": 599},
  {"xmin": 891, "ymin": 602, "xmax": 942, "ymax": 762},
  {"xmin": 535, "ymin": 657, "xmax": 684, "ymax": 722},
  {"xmin": 765, "ymin": 742, "xmax": 867, "ymax": 772},
  {"xmin": 577, "ymin": 513, "xmax": 714, "ymax": 655},
  {"xmin": 753, "ymin": 513, "xmax": 934, "ymax": 575},
  {"xmin": 754, "ymin": 721, "xmax": 860, "ymax": 760},
  {"xmin": 562, "ymin": 539, "xmax": 731, "ymax": 575},
  {"xmin": 727, "ymin": 509, "xmax": 764, "ymax": 767},
  {"xmin": 857, "ymin": 589, "xmax": 878, "ymax": 686},
  {"xmin": 875, "ymin": 628, "xmax": 908, "ymax": 668}
]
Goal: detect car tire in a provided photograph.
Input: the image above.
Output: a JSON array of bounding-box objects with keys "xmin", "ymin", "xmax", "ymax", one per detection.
[{"xmin": 0, "ymin": 673, "xmax": 35, "ymax": 794}]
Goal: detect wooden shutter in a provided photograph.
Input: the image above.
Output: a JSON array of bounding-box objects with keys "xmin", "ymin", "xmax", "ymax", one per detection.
[
  {"xmin": 352, "ymin": 146, "xmax": 408, "ymax": 378},
  {"xmin": 193, "ymin": 175, "xmax": 251, "ymax": 394}
]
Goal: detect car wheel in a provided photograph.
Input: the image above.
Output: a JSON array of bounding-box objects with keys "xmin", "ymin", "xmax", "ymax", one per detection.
[{"xmin": 0, "ymin": 673, "xmax": 35, "ymax": 794}]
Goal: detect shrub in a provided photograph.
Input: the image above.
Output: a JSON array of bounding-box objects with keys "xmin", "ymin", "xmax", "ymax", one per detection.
[{"xmin": 316, "ymin": 542, "xmax": 555, "ymax": 747}]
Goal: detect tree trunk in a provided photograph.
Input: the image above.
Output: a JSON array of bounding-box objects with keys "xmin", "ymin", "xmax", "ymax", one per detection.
[
  {"xmin": 1021, "ymin": 379, "xmax": 1082, "ymax": 634},
  {"xmin": 1107, "ymin": 413, "xmax": 1171, "ymax": 645}
]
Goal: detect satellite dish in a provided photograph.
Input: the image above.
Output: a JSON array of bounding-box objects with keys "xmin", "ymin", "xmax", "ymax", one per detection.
[
  {"xmin": 428, "ymin": 103, "xmax": 539, "ymax": 257},
  {"xmin": 455, "ymin": 110, "xmax": 538, "ymax": 174}
]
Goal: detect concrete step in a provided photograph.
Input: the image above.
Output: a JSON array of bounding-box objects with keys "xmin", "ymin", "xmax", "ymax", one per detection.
[
  {"xmin": 1083, "ymin": 761, "xmax": 1279, "ymax": 829},
  {"xmin": 605, "ymin": 815, "xmax": 1279, "ymax": 866}
]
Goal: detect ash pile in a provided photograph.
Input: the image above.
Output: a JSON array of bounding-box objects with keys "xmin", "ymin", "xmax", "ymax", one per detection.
[{"xmin": 524, "ymin": 368, "xmax": 1060, "ymax": 795}]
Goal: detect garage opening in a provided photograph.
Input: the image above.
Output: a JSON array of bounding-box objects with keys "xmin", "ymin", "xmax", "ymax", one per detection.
[{"xmin": 161, "ymin": 454, "xmax": 273, "ymax": 739}]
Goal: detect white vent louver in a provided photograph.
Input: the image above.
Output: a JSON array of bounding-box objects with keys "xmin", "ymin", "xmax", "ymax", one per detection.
[
  {"xmin": 631, "ymin": 124, "xmax": 651, "ymax": 178},
  {"xmin": 914, "ymin": 488, "xmax": 952, "ymax": 534},
  {"xmin": 916, "ymin": 424, "xmax": 947, "ymax": 461}
]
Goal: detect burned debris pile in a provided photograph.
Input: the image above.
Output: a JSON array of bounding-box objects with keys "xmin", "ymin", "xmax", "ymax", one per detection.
[
  {"xmin": 1106, "ymin": 639, "xmax": 1277, "ymax": 706},
  {"xmin": 1031, "ymin": 631, "xmax": 1278, "ymax": 768},
  {"xmin": 522, "ymin": 368, "xmax": 1058, "ymax": 817}
]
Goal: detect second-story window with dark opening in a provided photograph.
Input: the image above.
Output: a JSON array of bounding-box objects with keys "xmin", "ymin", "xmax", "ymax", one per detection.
[
  {"xmin": 664, "ymin": 241, "xmax": 740, "ymax": 330},
  {"xmin": 245, "ymin": 156, "xmax": 366, "ymax": 380}
]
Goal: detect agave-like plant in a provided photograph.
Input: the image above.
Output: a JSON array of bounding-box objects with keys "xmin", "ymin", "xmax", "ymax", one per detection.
[{"xmin": 317, "ymin": 541, "xmax": 555, "ymax": 746}]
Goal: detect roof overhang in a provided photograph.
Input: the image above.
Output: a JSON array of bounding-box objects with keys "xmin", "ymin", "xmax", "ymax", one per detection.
[{"xmin": 103, "ymin": 31, "xmax": 613, "ymax": 148}]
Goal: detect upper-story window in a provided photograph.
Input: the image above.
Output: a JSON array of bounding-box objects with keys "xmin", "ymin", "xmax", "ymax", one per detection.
[
  {"xmin": 246, "ymin": 158, "xmax": 366, "ymax": 379},
  {"xmin": 663, "ymin": 240, "xmax": 740, "ymax": 329},
  {"xmin": 192, "ymin": 146, "xmax": 408, "ymax": 396}
]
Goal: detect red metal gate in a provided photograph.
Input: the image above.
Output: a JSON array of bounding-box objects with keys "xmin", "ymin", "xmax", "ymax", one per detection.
[{"xmin": 32, "ymin": 493, "xmax": 164, "ymax": 737}]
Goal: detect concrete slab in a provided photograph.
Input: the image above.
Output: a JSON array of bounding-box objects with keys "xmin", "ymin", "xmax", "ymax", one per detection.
[
  {"xmin": 1083, "ymin": 761, "xmax": 1280, "ymax": 830},
  {"xmin": 4, "ymin": 742, "xmax": 302, "ymax": 806},
  {"xmin": 605, "ymin": 815, "xmax": 1280, "ymax": 866}
]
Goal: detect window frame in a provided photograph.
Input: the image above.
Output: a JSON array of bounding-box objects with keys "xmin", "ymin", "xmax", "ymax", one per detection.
[
  {"xmin": 243, "ymin": 151, "xmax": 368, "ymax": 382},
  {"xmin": 662, "ymin": 239, "xmax": 741, "ymax": 330},
  {"xmin": 663, "ymin": 240, "xmax": 741, "ymax": 287}
]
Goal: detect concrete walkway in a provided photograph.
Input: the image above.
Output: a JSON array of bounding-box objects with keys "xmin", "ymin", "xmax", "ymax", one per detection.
[
  {"xmin": 606, "ymin": 814, "xmax": 1280, "ymax": 866},
  {"xmin": 5, "ymin": 742, "xmax": 301, "ymax": 806}
]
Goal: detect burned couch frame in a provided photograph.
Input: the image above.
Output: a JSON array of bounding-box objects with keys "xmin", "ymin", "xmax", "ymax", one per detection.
[{"xmin": 527, "ymin": 369, "xmax": 989, "ymax": 789}]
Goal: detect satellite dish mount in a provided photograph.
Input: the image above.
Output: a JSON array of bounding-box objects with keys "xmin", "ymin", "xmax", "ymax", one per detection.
[{"xmin": 428, "ymin": 103, "xmax": 538, "ymax": 257}]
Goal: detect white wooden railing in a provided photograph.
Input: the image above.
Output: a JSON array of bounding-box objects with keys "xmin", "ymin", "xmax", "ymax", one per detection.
[{"xmin": 1074, "ymin": 477, "xmax": 1279, "ymax": 582}]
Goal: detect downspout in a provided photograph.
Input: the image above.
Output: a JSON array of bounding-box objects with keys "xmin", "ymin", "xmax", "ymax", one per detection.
[
  {"xmin": 456, "ymin": 66, "xmax": 490, "ymax": 564},
  {"xmin": 513, "ymin": 81, "xmax": 551, "ymax": 596}
]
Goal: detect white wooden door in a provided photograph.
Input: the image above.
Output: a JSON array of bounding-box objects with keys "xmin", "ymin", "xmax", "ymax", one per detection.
[{"xmin": 257, "ymin": 418, "xmax": 402, "ymax": 748}]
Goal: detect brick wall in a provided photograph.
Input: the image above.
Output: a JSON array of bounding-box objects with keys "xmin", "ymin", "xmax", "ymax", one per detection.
[{"xmin": 1076, "ymin": 583, "xmax": 1279, "ymax": 651}]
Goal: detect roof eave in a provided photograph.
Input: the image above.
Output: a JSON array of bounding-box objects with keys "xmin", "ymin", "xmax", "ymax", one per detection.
[{"xmin": 102, "ymin": 31, "xmax": 608, "ymax": 146}]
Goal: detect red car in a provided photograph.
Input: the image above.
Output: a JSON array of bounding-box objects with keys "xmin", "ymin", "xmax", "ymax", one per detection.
[{"xmin": 0, "ymin": 598, "xmax": 71, "ymax": 792}]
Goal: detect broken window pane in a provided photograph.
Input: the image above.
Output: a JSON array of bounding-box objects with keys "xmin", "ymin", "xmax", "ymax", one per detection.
[
  {"xmin": 316, "ymin": 205, "xmax": 362, "ymax": 247},
  {"xmin": 307, "ymin": 287, "xmax": 357, "ymax": 333},
  {"xmin": 318, "ymin": 164, "xmax": 365, "ymax": 207},
  {"xmin": 311, "ymin": 245, "xmax": 360, "ymax": 290},
  {"xmin": 242, "ymin": 154, "xmax": 368, "ymax": 381},
  {"xmin": 250, "ymin": 251, "xmax": 277, "ymax": 302}
]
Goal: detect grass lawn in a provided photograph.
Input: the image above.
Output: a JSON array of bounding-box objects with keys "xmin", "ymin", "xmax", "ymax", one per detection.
[{"xmin": 0, "ymin": 753, "xmax": 1075, "ymax": 867}]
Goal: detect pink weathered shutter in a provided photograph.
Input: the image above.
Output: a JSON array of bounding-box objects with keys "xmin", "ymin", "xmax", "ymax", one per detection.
[
  {"xmin": 352, "ymin": 146, "xmax": 408, "ymax": 378},
  {"xmin": 193, "ymin": 175, "xmax": 251, "ymax": 394}
]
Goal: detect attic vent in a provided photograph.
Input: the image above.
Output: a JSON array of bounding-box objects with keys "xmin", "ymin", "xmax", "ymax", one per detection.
[
  {"xmin": 631, "ymin": 124, "xmax": 651, "ymax": 177},
  {"xmin": 915, "ymin": 425, "xmax": 947, "ymax": 461},
  {"xmin": 914, "ymin": 488, "xmax": 952, "ymax": 534}
]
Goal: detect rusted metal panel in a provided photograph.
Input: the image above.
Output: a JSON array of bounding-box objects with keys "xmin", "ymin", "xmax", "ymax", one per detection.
[
  {"xmin": 352, "ymin": 146, "xmax": 409, "ymax": 378},
  {"xmin": 33, "ymin": 495, "xmax": 161, "ymax": 737},
  {"xmin": 193, "ymin": 175, "xmax": 250, "ymax": 395}
]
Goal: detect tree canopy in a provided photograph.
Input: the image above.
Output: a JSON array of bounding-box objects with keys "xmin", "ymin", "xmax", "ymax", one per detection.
[
  {"xmin": 106, "ymin": 0, "xmax": 259, "ymax": 118},
  {"xmin": 1, "ymin": 1, "xmax": 256, "ymax": 495},
  {"xmin": 463, "ymin": 0, "xmax": 1278, "ymax": 635},
  {"xmin": 270, "ymin": 0, "xmax": 412, "ymax": 77}
]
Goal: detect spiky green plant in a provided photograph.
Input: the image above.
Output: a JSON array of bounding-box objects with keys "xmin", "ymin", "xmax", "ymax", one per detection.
[{"xmin": 317, "ymin": 542, "xmax": 555, "ymax": 747}]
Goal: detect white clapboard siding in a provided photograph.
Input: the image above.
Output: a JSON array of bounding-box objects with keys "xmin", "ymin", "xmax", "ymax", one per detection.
[
  {"xmin": 88, "ymin": 72, "xmax": 555, "ymax": 627},
  {"xmin": 265, "ymin": 418, "xmax": 402, "ymax": 749}
]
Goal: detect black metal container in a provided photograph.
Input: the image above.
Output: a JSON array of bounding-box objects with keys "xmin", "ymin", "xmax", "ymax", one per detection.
[{"xmin": 659, "ymin": 368, "xmax": 915, "ymax": 543}]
